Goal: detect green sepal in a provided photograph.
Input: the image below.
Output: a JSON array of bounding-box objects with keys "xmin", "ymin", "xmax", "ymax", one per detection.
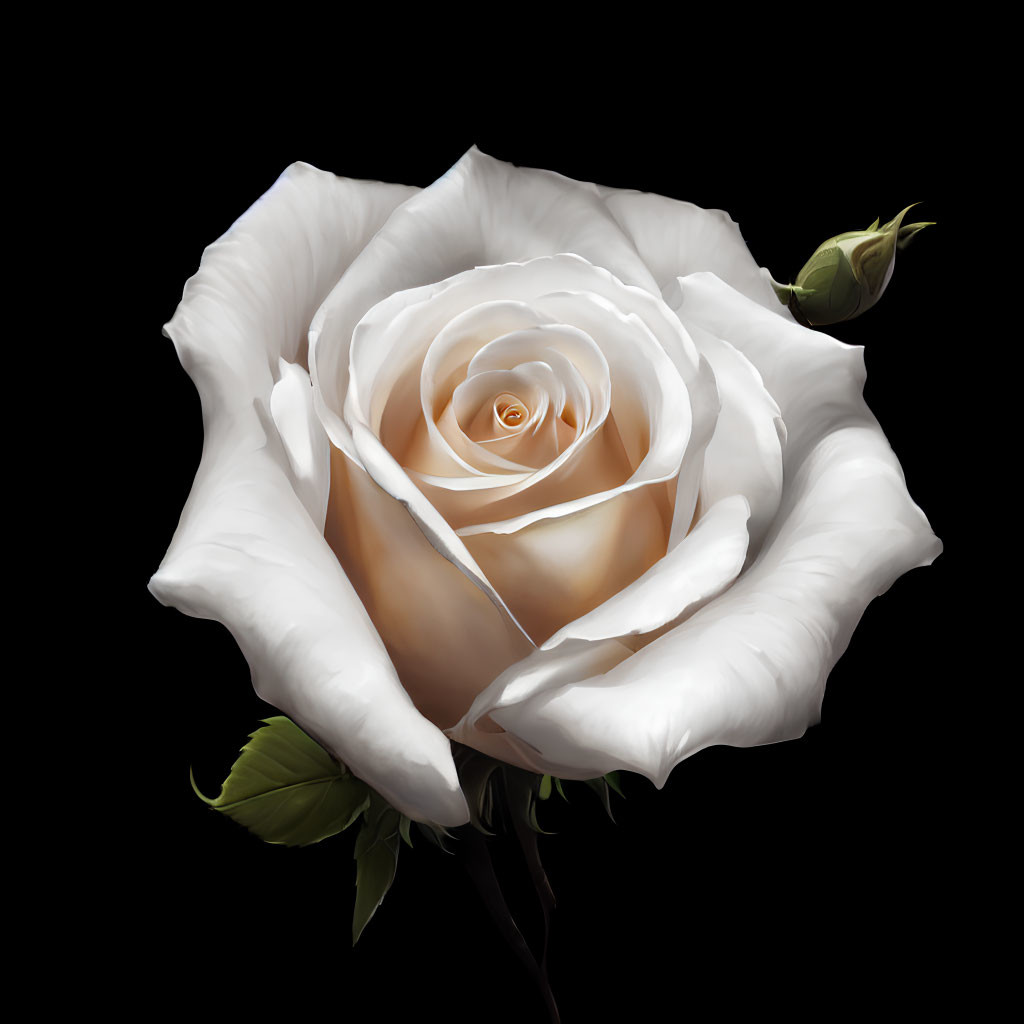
[
  {"xmin": 865, "ymin": 216, "xmax": 879, "ymax": 231},
  {"xmin": 897, "ymin": 221, "xmax": 935, "ymax": 249},
  {"xmin": 453, "ymin": 746, "xmax": 502, "ymax": 835},
  {"xmin": 538, "ymin": 774, "xmax": 553, "ymax": 801},
  {"xmin": 554, "ymin": 777, "xmax": 569, "ymax": 802},
  {"xmin": 353, "ymin": 792, "xmax": 401, "ymax": 857},
  {"xmin": 604, "ymin": 771, "xmax": 625, "ymax": 798},
  {"xmin": 503, "ymin": 767, "xmax": 554, "ymax": 835},
  {"xmin": 770, "ymin": 278, "xmax": 816, "ymax": 306},
  {"xmin": 190, "ymin": 717, "xmax": 370, "ymax": 847},
  {"xmin": 880, "ymin": 202, "xmax": 921, "ymax": 234},
  {"xmin": 352, "ymin": 793, "xmax": 402, "ymax": 945},
  {"xmin": 414, "ymin": 820, "xmax": 454, "ymax": 853},
  {"xmin": 584, "ymin": 777, "xmax": 616, "ymax": 823},
  {"xmin": 398, "ymin": 814, "xmax": 414, "ymax": 848}
]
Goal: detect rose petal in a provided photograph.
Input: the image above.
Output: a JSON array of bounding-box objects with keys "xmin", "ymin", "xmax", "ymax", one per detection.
[
  {"xmin": 419, "ymin": 314, "xmax": 609, "ymax": 480},
  {"xmin": 310, "ymin": 146, "xmax": 659, "ymax": 463},
  {"xmin": 456, "ymin": 257, "xmax": 721, "ymax": 549},
  {"xmin": 375, "ymin": 299, "xmax": 565, "ymax": 481},
  {"xmin": 443, "ymin": 273, "xmax": 707, "ymax": 644},
  {"xmin": 149, "ymin": 163, "xmax": 469, "ymax": 826},
  {"xmin": 539, "ymin": 494, "xmax": 751, "ymax": 649},
  {"xmin": 446, "ymin": 638, "xmax": 635, "ymax": 773},
  {"xmin": 672, "ymin": 318, "xmax": 785, "ymax": 555},
  {"xmin": 320, "ymin": 255, "xmax": 696, "ymax": 646},
  {"xmin": 597, "ymin": 185, "xmax": 791, "ymax": 315},
  {"xmin": 269, "ymin": 359, "xmax": 330, "ymax": 529},
  {"xmin": 449, "ymin": 361, "xmax": 560, "ymax": 469},
  {"xmin": 452, "ymin": 274, "xmax": 941, "ymax": 782},
  {"xmin": 324, "ymin": 446, "xmax": 534, "ymax": 731},
  {"xmin": 349, "ymin": 420, "xmax": 533, "ymax": 644},
  {"xmin": 461, "ymin": 482, "xmax": 674, "ymax": 644}
]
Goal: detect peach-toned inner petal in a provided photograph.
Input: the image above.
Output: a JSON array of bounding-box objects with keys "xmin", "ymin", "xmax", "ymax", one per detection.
[
  {"xmin": 414, "ymin": 321, "xmax": 610, "ymax": 479},
  {"xmin": 324, "ymin": 445, "xmax": 534, "ymax": 729},
  {"xmin": 463, "ymin": 480, "xmax": 674, "ymax": 644},
  {"xmin": 450, "ymin": 365, "xmax": 579, "ymax": 470},
  {"xmin": 415, "ymin": 411, "xmax": 638, "ymax": 531},
  {"xmin": 328, "ymin": 255, "xmax": 701, "ymax": 694}
]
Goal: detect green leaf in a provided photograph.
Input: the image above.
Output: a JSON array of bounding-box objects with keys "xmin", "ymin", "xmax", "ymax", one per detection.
[
  {"xmin": 352, "ymin": 792, "xmax": 403, "ymax": 944},
  {"xmin": 538, "ymin": 774, "xmax": 553, "ymax": 801},
  {"xmin": 353, "ymin": 831, "xmax": 400, "ymax": 945},
  {"xmin": 191, "ymin": 717, "xmax": 370, "ymax": 847}
]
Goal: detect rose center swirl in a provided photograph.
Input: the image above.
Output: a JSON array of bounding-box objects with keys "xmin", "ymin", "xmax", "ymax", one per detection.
[
  {"xmin": 495, "ymin": 394, "xmax": 527, "ymax": 429},
  {"xmin": 333, "ymin": 256, "xmax": 700, "ymax": 654},
  {"xmin": 428, "ymin": 322, "xmax": 604, "ymax": 475}
]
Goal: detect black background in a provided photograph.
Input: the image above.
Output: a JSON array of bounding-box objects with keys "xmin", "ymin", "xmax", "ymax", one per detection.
[{"xmin": 116, "ymin": 79, "xmax": 973, "ymax": 1021}]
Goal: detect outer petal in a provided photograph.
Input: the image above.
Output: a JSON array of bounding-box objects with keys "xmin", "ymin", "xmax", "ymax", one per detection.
[
  {"xmin": 150, "ymin": 162, "xmax": 469, "ymax": 826},
  {"xmin": 596, "ymin": 185, "xmax": 791, "ymax": 315},
  {"xmin": 675, "ymin": 320, "xmax": 785, "ymax": 556},
  {"xmin": 453, "ymin": 274, "xmax": 941, "ymax": 782},
  {"xmin": 270, "ymin": 360, "xmax": 330, "ymax": 529}
]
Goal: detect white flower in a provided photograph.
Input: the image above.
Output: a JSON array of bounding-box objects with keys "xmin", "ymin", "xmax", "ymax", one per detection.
[{"xmin": 150, "ymin": 148, "xmax": 941, "ymax": 827}]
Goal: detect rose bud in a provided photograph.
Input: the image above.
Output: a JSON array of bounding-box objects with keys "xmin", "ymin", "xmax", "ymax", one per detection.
[{"xmin": 772, "ymin": 204, "xmax": 934, "ymax": 326}]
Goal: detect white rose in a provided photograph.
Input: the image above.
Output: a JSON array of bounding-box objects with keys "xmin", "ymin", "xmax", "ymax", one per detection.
[{"xmin": 150, "ymin": 147, "xmax": 941, "ymax": 827}]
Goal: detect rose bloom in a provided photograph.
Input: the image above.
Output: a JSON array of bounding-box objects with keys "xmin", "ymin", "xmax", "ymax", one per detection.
[{"xmin": 151, "ymin": 148, "xmax": 940, "ymax": 827}]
